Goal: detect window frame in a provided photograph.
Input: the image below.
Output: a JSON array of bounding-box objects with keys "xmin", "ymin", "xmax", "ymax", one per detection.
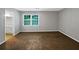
[{"xmin": 23, "ymin": 14, "xmax": 39, "ymax": 26}]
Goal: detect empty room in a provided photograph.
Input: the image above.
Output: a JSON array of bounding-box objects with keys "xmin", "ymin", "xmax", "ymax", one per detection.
[{"xmin": 0, "ymin": 8, "xmax": 79, "ymax": 50}]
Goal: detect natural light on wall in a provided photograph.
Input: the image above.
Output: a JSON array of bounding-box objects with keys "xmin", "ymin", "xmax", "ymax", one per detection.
[{"xmin": 5, "ymin": 13, "xmax": 11, "ymax": 17}]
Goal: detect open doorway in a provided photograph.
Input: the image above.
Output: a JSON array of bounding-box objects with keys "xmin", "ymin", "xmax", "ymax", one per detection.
[{"xmin": 5, "ymin": 11, "xmax": 14, "ymax": 40}]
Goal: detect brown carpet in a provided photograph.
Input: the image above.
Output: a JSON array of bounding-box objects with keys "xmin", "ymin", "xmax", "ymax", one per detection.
[{"xmin": 0, "ymin": 32, "xmax": 79, "ymax": 50}]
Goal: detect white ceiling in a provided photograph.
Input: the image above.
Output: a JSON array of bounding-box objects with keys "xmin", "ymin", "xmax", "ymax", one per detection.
[{"xmin": 15, "ymin": 8, "xmax": 63, "ymax": 11}]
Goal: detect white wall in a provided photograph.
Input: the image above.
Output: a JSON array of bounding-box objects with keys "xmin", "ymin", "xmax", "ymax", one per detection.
[
  {"xmin": 59, "ymin": 8, "xmax": 79, "ymax": 42},
  {"xmin": 5, "ymin": 8, "xmax": 20, "ymax": 35},
  {"xmin": 20, "ymin": 11, "xmax": 58, "ymax": 32},
  {"xmin": 13, "ymin": 9, "xmax": 20, "ymax": 35},
  {"xmin": 0, "ymin": 8, "xmax": 5, "ymax": 44}
]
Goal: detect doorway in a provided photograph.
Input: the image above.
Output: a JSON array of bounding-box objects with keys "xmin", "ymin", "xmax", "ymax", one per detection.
[{"xmin": 5, "ymin": 12, "xmax": 14, "ymax": 40}]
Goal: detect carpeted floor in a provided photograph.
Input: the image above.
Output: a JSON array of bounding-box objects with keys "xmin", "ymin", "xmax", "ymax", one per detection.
[{"xmin": 0, "ymin": 32, "xmax": 79, "ymax": 50}]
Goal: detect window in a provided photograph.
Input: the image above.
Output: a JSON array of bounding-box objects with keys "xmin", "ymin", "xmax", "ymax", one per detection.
[
  {"xmin": 24, "ymin": 15, "xmax": 31, "ymax": 25},
  {"xmin": 23, "ymin": 14, "xmax": 39, "ymax": 26},
  {"xmin": 32, "ymin": 15, "xmax": 38, "ymax": 25}
]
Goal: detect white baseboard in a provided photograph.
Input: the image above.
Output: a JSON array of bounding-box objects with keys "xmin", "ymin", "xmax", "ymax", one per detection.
[
  {"xmin": 13, "ymin": 31, "xmax": 20, "ymax": 36},
  {"xmin": 37, "ymin": 30, "xmax": 58, "ymax": 32},
  {"xmin": 0, "ymin": 40, "xmax": 7, "ymax": 45},
  {"xmin": 22, "ymin": 30, "xmax": 58, "ymax": 32},
  {"xmin": 59, "ymin": 30, "xmax": 79, "ymax": 43}
]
